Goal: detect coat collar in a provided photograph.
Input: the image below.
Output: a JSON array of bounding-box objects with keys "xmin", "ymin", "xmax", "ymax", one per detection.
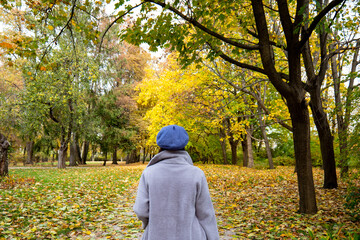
[{"xmin": 147, "ymin": 150, "xmax": 194, "ymax": 167}]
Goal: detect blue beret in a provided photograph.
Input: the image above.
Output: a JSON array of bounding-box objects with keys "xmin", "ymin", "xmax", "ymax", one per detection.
[{"xmin": 156, "ymin": 125, "xmax": 189, "ymax": 150}]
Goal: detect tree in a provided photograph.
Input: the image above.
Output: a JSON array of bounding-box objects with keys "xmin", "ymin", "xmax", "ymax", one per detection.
[
  {"xmin": 329, "ymin": 2, "xmax": 360, "ymax": 176},
  {"xmin": 137, "ymin": 53, "xmax": 283, "ymax": 166},
  {"xmin": 301, "ymin": 0, "xmax": 339, "ymax": 189},
  {"xmin": 0, "ymin": 133, "xmax": 10, "ymax": 177},
  {"xmin": 116, "ymin": 0, "xmax": 345, "ymax": 213},
  {"xmin": 203, "ymin": 59, "xmax": 286, "ymax": 168},
  {"xmin": 136, "ymin": 53, "xmax": 232, "ymax": 163}
]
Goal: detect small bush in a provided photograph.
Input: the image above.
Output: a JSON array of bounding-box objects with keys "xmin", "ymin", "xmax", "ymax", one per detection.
[
  {"xmin": 345, "ymin": 172, "xmax": 360, "ymax": 222},
  {"xmin": 273, "ymin": 156, "xmax": 294, "ymax": 166}
]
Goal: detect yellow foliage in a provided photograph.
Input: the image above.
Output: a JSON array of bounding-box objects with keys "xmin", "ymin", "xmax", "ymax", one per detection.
[{"xmin": 136, "ymin": 53, "xmax": 253, "ymax": 146}]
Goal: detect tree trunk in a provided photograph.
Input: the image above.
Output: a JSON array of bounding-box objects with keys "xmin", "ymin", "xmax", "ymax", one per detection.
[
  {"xmin": 0, "ymin": 133, "xmax": 10, "ymax": 177},
  {"xmin": 81, "ymin": 141, "xmax": 89, "ymax": 165},
  {"xmin": 249, "ymin": 0, "xmax": 320, "ymax": 214},
  {"xmin": 91, "ymin": 145, "xmax": 96, "ymax": 161},
  {"xmin": 142, "ymin": 147, "xmax": 148, "ymax": 164},
  {"xmin": 126, "ymin": 150, "xmax": 138, "ymax": 164},
  {"xmin": 103, "ymin": 151, "xmax": 107, "ymax": 166},
  {"xmin": 298, "ymin": 0, "xmax": 337, "ymax": 188},
  {"xmin": 332, "ymin": 57, "xmax": 349, "ymax": 177},
  {"xmin": 258, "ymin": 108, "xmax": 274, "ymax": 169},
  {"xmin": 219, "ymin": 127, "xmax": 228, "ymax": 164},
  {"xmin": 337, "ymin": 122, "xmax": 349, "ymax": 177},
  {"xmin": 75, "ymin": 140, "xmax": 82, "ymax": 165},
  {"xmin": 241, "ymin": 138, "xmax": 248, "ymax": 167},
  {"xmin": 58, "ymin": 142, "xmax": 67, "ymax": 169},
  {"xmin": 26, "ymin": 141, "xmax": 34, "ymax": 165},
  {"xmin": 288, "ymin": 99, "xmax": 317, "ymax": 214},
  {"xmin": 246, "ymin": 128, "xmax": 254, "ymax": 168},
  {"xmin": 226, "ymin": 118, "xmax": 239, "ymax": 165},
  {"xmin": 51, "ymin": 153, "xmax": 55, "ymax": 166},
  {"xmin": 112, "ymin": 146, "xmax": 118, "ymax": 165},
  {"xmin": 331, "ymin": 40, "xmax": 359, "ymax": 177},
  {"xmin": 69, "ymin": 141, "xmax": 78, "ymax": 166},
  {"xmin": 229, "ymin": 141, "xmax": 238, "ymax": 165},
  {"xmin": 309, "ymin": 90, "xmax": 338, "ymax": 188}
]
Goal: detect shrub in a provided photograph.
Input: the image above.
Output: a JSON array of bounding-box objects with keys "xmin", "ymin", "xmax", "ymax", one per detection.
[
  {"xmin": 344, "ymin": 171, "xmax": 360, "ymax": 222},
  {"xmin": 272, "ymin": 156, "xmax": 294, "ymax": 166}
]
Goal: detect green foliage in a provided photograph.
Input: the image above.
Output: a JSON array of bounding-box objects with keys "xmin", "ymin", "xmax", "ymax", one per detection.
[
  {"xmin": 268, "ymin": 127, "xmax": 294, "ymax": 160},
  {"xmin": 272, "ymin": 156, "xmax": 295, "ymax": 166},
  {"xmin": 310, "ymin": 135, "xmax": 322, "ymax": 167},
  {"xmin": 94, "ymin": 91, "xmax": 133, "ymax": 153},
  {"xmin": 344, "ymin": 171, "xmax": 360, "ymax": 222},
  {"xmin": 187, "ymin": 133, "xmax": 223, "ymax": 164},
  {"xmin": 272, "ymin": 137, "xmax": 294, "ymax": 159},
  {"xmin": 348, "ymin": 104, "xmax": 360, "ymax": 168}
]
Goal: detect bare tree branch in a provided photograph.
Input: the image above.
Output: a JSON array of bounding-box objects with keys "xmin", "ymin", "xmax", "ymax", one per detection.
[
  {"xmin": 37, "ymin": 0, "xmax": 77, "ymax": 70},
  {"xmin": 203, "ymin": 61, "xmax": 293, "ymax": 131},
  {"xmin": 98, "ymin": 2, "xmax": 146, "ymax": 53}
]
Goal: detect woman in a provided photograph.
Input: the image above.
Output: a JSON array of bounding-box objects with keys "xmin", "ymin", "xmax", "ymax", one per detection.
[{"xmin": 134, "ymin": 125, "xmax": 219, "ymax": 240}]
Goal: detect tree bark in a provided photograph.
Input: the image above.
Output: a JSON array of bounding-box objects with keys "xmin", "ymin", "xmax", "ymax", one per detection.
[
  {"xmin": 258, "ymin": 107, "xmax": 274, "ymax": 169},
  {"xmin": 0, "ymin": 133, "xmax": 10, "ymax": 177},
  {"xmin": 288, "ymin": 98, "xmax": 318, "ymax": 214},
  {"xmin": 300, "ymin": 0, "xmax": 337, "ymax": 188},
  {"xmin": 226, "ymin": 118, "xmax": 240, "ymax": 165},
  {"xmin": 91, "ymin": 145, "xmax": 97, "ymax": 161},
  {"xmin": 309, "ymin": 90, "xmax": 337, "ymax": 188},
  {"xmin": 75, "ymin": 140, "xmax": 82, "ymax": 164},
  {"xmin": 81, "ymin": 140, "xmax": 89, "ymax": 164},
  {"xmin": 246, "ymin": 128, "xmax": 254, "ymax": 168},
  {"xmin": 103, "ymin": 151, "xmax": 108, "ymax": 166},
  {"xmin": 219, "ymin": 127, "xmax": 228, "ymax": 164},
  {"xmin": 142, "ymin": 147, "xmax": 148, "ymax": 164},
  {"xmin": 58, "ymin": 142, "xmax": 67, "ymax": 169},
  {"xmin": 69, "ymin": 141, "xmax": 78, "ymax": 166},
  {"xmin": 26, "ymin": 141, "xmax": 34, "ymax": 165},
  {"xmin": 112, "ymin": 146, "xmax": 118, "ymax": 165},
  {"xmin": 241, "ymin": 137, "xmax": 248, "ymax": 167},
  {"xmin": 126, "ymin": 150, "xmax": 138, "ymax": 164},
  {"xmin": 51, "ymin": 153, "xmax": 55, "ymax": 166},
  {"xmin": 229, "ymin": 141, "xmax": 238, "ymax": 165}
]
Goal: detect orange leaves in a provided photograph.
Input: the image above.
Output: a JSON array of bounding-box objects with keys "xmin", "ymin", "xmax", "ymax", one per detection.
[
  {"xmin": 0, "ymin": 41, "xmax": 16, "ymax": 50},
  {"xmin": 0, "ymin": 176, "xmax": 35, "ymax": 189}
]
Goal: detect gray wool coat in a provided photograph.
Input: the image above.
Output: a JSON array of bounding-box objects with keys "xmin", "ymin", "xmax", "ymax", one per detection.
[{"xmin": 133, "ymin": 150, "xmax": 219, "ymax": 240}]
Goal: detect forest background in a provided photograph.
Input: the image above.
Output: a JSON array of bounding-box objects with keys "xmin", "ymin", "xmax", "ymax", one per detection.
[{"xmin": 0, "ymin": 0, "xmax": 359, "ymax": 238}]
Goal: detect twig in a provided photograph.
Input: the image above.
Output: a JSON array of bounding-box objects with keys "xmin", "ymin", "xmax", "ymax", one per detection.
[
  {"xmin": 37, "ymin": 0, "xmax": 78, "ymax": 71},
  {"xmin": 98, "ymin": 2, "xmax": 146, "ymax": 53}
]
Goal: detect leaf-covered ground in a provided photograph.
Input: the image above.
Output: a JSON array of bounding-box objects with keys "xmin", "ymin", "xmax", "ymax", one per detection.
[{"xmin": 0, "ymin": 165, "xmax": 359, "ymax": 239}]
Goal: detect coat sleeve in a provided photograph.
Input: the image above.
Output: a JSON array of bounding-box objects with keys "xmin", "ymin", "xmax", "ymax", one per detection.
[
  {"xmin": 195, "ymin": 172, "xmax": 219, "ymax": 240},
  {"xmin": 133, "ymin": 172, "xmax": 149, "ymax": 229}
]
